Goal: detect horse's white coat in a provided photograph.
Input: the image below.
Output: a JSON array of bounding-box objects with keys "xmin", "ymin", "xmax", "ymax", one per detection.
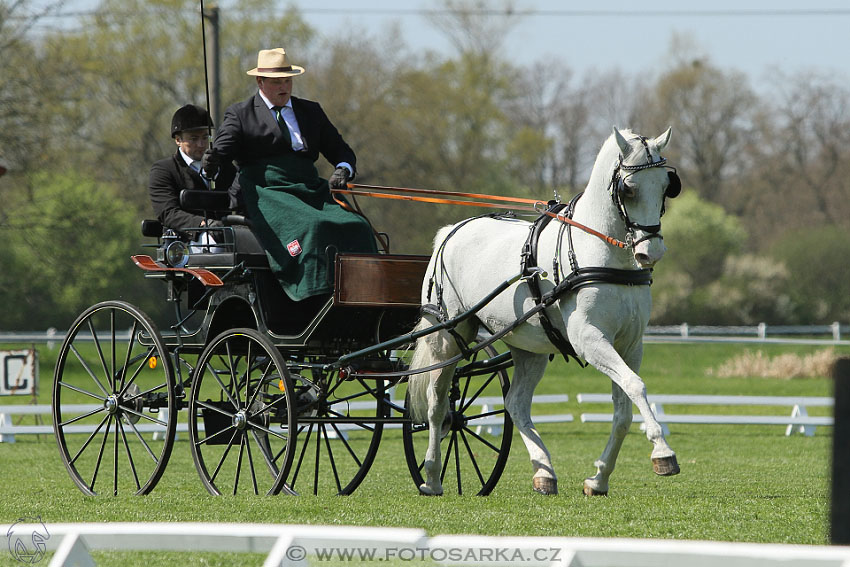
[{"xmin": 407, "ymin": 128, "xmax": 677, "ymax": 496}]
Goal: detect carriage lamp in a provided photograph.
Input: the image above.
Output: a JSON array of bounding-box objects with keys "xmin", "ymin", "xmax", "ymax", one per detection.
[{"xmin": 164, "ymin": 240, "xmax": 190, "ymax": 268}]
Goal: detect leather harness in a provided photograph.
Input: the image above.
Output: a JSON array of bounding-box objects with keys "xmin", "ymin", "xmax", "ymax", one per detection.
[
  {"xmin": 520, "ymin": 199, "xmax": 653, "ymax": 364},
  {"xmin": 421, "ymin": 198, "xmax": 654, "ymax": 366}
]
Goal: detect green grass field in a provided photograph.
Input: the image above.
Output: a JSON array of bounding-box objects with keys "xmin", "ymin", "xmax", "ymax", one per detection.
[{"xmin": 0, "ymin": 341, "xmax": 842, "ymax": 565}]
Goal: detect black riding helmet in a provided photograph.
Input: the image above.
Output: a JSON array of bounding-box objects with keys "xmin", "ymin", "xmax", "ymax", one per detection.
[{"xmin": 171, "ymin": 104, "xmax": 213, "ymax": 138}]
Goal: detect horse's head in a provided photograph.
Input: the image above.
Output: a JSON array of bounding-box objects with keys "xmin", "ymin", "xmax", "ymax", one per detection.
[{"xmin": 610, "ymin": 127, "xmax": 680, "ymax": 268}]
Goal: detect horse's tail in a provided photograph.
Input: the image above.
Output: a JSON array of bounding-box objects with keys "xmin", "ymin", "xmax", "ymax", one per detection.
[{"xmin": 406, "ymin": 318, "xmax": 439, "ymax": 424}]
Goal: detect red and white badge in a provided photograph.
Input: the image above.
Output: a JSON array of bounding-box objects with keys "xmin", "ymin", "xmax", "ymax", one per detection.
[{"xmin": 286, "ymin": 239, "xmax": 302, "ymax": 257}]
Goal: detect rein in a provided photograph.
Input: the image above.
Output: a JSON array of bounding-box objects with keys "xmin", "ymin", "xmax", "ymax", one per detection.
[{"xmin": 331, "ymin": 184, "xmax": 630, "ymax": 249}]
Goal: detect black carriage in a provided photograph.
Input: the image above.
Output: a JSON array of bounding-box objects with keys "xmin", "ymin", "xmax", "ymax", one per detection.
[{"xmin": 51, "ymin": 191, "xmax": 513, "ymax": 496}]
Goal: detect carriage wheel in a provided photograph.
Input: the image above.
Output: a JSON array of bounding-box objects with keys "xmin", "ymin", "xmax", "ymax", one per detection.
[
  {"xmin": 52, "ymin": 301, "xmax": 177, "ymax": 496},
  {"xmin": 402, "ymin": 344, "xmax": 513, "ymax": 495},
  {"xmin": 189, "ymin": 328, "xmax": 296, "ymax": 495},
  {"xmin": 282, "ymin": 369, "xmax": 387, "ymax": 495}
]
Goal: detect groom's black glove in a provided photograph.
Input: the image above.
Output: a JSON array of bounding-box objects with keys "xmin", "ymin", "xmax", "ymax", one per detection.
[
  {"xmin": 201, "ymin": 148, "xmax": 220, "ymax": 179},
  {"xmin": 328, "ymin": 166, "xmax": 351, "ymax": 189}
]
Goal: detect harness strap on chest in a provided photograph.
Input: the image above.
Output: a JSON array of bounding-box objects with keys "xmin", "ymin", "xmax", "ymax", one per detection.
[{"xmin": 521, "ymin": 202, "xmax": 583, "ymax": 364}]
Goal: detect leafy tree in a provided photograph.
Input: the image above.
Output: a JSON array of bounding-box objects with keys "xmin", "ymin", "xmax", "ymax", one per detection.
[
  {"xmin": 650, "ymin": 192, "xmax": 747, "ymax": 324},
  {"xmin": 770, "ymin": 225, "xmax": 850, "ymax": 323},
  {"xmin": 42, "ymin": 0, "xmax": 313, "ymax": 213},
  {"xmin": 698, "ymin": 254, "xmax": 794, "ymax": 325},
  {"xmin": 0, "ymin": 171, "xmax": 154, "ymax": 328},
  {"xmin": 654, "ymin": 191, "xmax": 746, "ymax": 283},
  {"xmin": 641, "ymin": 55, "xmax": 757, "ymax": 205}
]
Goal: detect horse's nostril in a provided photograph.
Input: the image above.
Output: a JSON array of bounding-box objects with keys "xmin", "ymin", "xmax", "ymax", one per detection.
[{"xmin": 635, "ymin": 253, "xmax": 652, "ymax": 266}]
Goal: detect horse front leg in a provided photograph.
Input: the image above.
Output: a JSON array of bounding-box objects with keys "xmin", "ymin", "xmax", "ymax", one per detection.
[
  {"xmin": 577, "ymin": 330, "xmax": 679, "ymax": 483},
  {"xmin": 504, "ymin": 349, "xmax": 557, "ymax": 494},
  {"xmin": 583, "ymin": 383, "xmax": 632, "ymax": 496}
]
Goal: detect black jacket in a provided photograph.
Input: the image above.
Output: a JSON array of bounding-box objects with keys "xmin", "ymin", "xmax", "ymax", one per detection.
[
  {"xmin": 148, "ymin": 151, "xmax": 237, "ymax": 231},
  {"xmin": 213, "ymin": 94, "xmax": 356, "ymax": 173}
]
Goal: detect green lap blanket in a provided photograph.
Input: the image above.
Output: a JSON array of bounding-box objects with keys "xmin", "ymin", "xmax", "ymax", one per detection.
[{"xmin": 239, "ymin": 154, "xmax": 377, "ymax": 300}]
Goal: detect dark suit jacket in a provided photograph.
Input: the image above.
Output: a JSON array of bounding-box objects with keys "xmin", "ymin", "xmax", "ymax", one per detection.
[
  {"xmin": 148, "ymin": 151, "xmax": 237, "ymax": 231},
  {"xmin": 213, "ymin": 94, "xmax": 356, "ymax": 174}
]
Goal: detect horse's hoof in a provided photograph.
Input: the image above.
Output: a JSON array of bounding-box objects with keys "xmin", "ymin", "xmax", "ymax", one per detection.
[
  {"xmin": 532, "ymin": 477, "xmax": 558, "ymax": 495},
  {"xmin": 418, "ymin": 484, "xmax": 443, "ymax": 496},
  {"xmin": 652, "ymin": 455, "xmax": 680, "ymax": 476},
  {"xmin": 582, "ymin": 482, "xmax": 608, "ymax": 497}
]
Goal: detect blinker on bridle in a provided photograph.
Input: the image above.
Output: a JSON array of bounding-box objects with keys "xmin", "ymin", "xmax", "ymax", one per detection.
[{"xmin": 611, "ymin": 135, "xmax": 680, "ymax": 248}]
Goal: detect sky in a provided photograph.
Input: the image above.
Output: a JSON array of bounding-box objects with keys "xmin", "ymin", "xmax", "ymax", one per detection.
[
  {"xmin": 282, "ymin": 1, "xmax": 849, "ymax": 86},
  {"xmin": 34, "ymin": 0, "xmax": 850, "ymax": 86}
]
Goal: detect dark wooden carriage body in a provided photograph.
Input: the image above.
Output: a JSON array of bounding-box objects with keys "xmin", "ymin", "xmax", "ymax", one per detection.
[{"xmin": 51, "ymin": 191, "xmax": 513, "ymax": 497}]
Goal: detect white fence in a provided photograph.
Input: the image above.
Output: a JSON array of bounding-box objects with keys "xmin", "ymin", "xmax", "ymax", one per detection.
[
  {"xmin": 5, "ymin": 522, "xmax": 850, "ymax": 567},
  {"xmin": 577, "ymin": 394, "xmax": 834, "ymax": 437},
  {"xmin": 2, "ymin": 392, "xmax": 837, "ymax": 443},
  {"xmin": 2, "ymin": 324, "xmax": 849, "ymax": 347}
]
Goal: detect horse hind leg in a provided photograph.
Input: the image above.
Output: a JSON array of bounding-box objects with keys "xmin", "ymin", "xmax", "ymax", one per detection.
[
  {"xmin": 583, "ymin": 383, "xmax": 632, "ymax": 496},
  {"xmin": 504, "ymin": 349, "xmax": 558, "ymax": 495},
  {"xmin": 406, "ymin": 318, "xmax": 473, "ymax": 496}
]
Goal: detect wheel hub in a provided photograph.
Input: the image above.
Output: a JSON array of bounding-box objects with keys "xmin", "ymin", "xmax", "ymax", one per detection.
[
  {"xmin": 233, "ymin": 410, "xmax": 248, "ymax": 430},
  {"xmin": 104, "ymin": 395, "xmax": 119, "ymax": 415},
  {"xmin": 449, "ymin": 410, "xmax": 466, "ymax": 431}
]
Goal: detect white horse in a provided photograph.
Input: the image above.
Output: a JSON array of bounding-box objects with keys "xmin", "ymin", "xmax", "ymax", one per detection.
[{"xmin": 407, "ymin": 127, "xmax": 681, "ymax": 496}]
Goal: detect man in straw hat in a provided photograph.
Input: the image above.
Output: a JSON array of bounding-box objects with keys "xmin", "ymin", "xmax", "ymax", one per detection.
[
  {"xmin": 149, "ymin": 104, "xmax": 236, "ymax": 233},
  {"xmin": 202, "ymin": 47, "xmax": 376, "ymax": 302}
]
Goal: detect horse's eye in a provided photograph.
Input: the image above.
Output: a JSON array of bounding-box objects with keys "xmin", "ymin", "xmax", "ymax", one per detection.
[{"xmin": 621, "ymin": 183, "xmax": 636, "ymax": 198}]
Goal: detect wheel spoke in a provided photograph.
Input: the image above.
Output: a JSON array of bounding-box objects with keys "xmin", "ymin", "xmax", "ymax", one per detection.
[
  {"xmin": 233, "ymin": 434, "xmax": 246, "ymax": 495},
  {"xmin": 460, "ymin": 429, "xmax": 486, "ymax": 486},
  {"xmin": 322, "ymin": 425, "xmax": 343, "ymax": 494},
  {"xmin": 439, "ymin": 431, "xmax": 456, "ymax": 484},
  {"xmin": 209, "ymin": 429, "xmax": 240, "ymax": 484},
  {"xmin": 118, "ymin": 406, "xmax": 167, "ymax": 427},
  {"xmin": 330, "ymin": 422, "xmax": 363, "ymax": 467},
  {"xmin": 110, "ymin": 310, "xmax": 117, "ymax": 391},
  {"xmin": 245, "ymin": 359, "xmax": 274, "ymax": 411},
  {"xmin": 124, "ymin": 416, "xmax": 159, "ymax": 463},
  {"xmin": 250, "ymin": 429, "xmax": 278, "ymax": 475},
  {"xmin": 312, "ymin": 422, "xmax": 323, "ymax": 495},
  {"xmin": 461, "ymin": 425, "xmax": 502, "ymax": 453},
  {"xmin": 244, "ymin": 429, "xmax": 259, "ymax": 495},
  {"xmin": 454, "ymin": 428, "xmax": 462, "ymax": 495},
  {"xmin": 117, "ymin": 320, "xmax": 139, "ymax": 393},
  {"xmin": 459, "ymin": 373, "xmax": 496, "ymax": 414},
  {"xmin": 69, "ymin": 344, "xmax": 110, "ymax": 397},
  {"xmin": 90, "ymin": 415, "xmax": 112, "ymax": 491},
  {"xmin": 118, "ymin": 420, "xmax": 142, "ymax": 491},
  {"xmin": 226, "ymin": 342, "xmax": 243, "ymax": 408},
  {"xmin": 113, "ymin": 416, "xmax": 119, "ymax": 496},
  {"xmin": 465, "ymin": 407, "xmax": 506, "ymax": 422},
  {"xmin": 290, "ymin": 424, "xmax": 314, "ymax": 490},
  {"xmin": 117, "ymin": 346, "xmax": 156, "ymax": 398},
  {"xmin": 69, "ymin": 413, "xmax": 111, "ymax": 465},
  {"xmin": 59, "ymin": 406, "xmax": 105, "ymax": 427}
]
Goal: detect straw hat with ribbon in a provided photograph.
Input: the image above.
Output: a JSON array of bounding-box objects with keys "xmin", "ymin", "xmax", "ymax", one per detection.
[{"xmin": 246, "ymin": 48, "xmax": 305, "ymax": 78}]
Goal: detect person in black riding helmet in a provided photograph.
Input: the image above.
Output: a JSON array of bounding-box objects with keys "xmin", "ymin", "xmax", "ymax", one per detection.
[{"xmin": 147, "ymin": 104, "xmax": 237, "ymax": 234}]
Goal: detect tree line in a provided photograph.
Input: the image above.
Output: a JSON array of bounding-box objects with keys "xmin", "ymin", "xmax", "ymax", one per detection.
[{"xmin": 1, "ymin": 0, "xmax": 849, "ymax": 329}]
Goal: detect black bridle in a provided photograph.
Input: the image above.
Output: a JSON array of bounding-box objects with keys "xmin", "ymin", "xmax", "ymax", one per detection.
[{"xmin": 609, "ymin": 136, "xmax": 680, "ymax": 248}]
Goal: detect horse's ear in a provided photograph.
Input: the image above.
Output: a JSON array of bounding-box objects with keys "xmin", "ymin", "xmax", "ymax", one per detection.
[
  {"xmin": 654, "ymin": 127, "xmax": 672, "ymax": 152},
  {"xmin": 613, "ymin": 127, "xmax": 630, "ymax": 156}
]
